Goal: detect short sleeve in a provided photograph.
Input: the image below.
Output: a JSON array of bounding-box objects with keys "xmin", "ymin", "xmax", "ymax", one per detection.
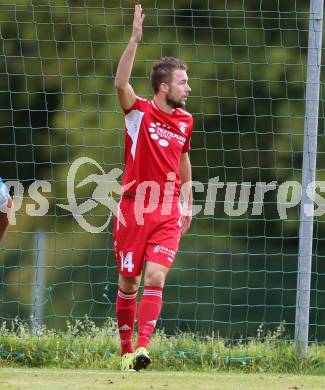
[
  {"xmin": 182, "ymin": 119, "xmax": 193, "ymax": 153},
  {"xmin": 0, "ymin": 178, "xmax": 9, "ymax": 209},
  {"xmin": 123, "ymin": 96, "xmax": 148, "ymax": 115}
]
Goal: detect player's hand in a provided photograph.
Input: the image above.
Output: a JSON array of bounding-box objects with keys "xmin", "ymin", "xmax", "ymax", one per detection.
[
  {"xmin": 131, "ymin": 4, "xmax": 145, "ymax": 43},
  {"xmin": 180, "ymin": 207, "xmax": 192, "ymax": 235}
]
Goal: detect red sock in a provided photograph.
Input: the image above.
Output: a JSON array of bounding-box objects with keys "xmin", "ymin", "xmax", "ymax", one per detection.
[
  {"xmin": 136, "ymin": 286, "xmax": 163, "ymax": 349},
  {"xmin": 116, "ymin": 288, "xmax": 138, "ymax": 356}
]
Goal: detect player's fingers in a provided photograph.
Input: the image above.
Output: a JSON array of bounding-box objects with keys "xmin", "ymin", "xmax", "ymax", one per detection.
[
  {"xmin": 134, "ymin": 9, "xmax": 144, "ymax": 25},
  {"xmin": 135, "ymin": 4, "xmax": 142, "ymax": 15},
  {"xmin": 180, "ymin": 216, "xmax": 190, "ymax": 235},
  {"xmin": 179, "ymin": 217, "xmax": 185, "ymax": 233},
  {"xmin": 184, "ymin": 216, "xmax": 191, "ymax": 234},
  {"xmin": 181, "ymin": 224, "xmax": 189, "ymax": 235}
]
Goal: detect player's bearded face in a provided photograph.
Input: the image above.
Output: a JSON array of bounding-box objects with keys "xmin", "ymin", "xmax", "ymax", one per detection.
[
  {"xmin": 166, "ymin": 87, "xmax": 186, "ymax": 109},
  {"xmin": 165, "ymin": 70, "xmax": 191, "ymax": 109}
]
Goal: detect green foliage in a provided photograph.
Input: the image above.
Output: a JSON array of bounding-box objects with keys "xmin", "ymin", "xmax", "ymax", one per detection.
[{"xmin": 0, "ymin": 319, "xmax": 324, "ymax": 374}]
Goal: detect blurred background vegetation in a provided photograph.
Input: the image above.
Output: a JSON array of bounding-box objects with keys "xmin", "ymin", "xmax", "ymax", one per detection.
[{"xmin": 0, "ymin": 0, "xmax": 324, "ymax": 341}]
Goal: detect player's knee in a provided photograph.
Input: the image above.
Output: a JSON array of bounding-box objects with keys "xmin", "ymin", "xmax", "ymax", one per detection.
[
  {"xmin": 118, "ymin": 275, "xmax": 140, "ymax": 293},
  {"xmin": 145, "ymin": 269, "xmax": 166, "ymax": 287}
]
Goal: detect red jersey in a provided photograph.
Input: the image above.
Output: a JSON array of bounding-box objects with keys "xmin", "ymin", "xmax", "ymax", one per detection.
[{"xmin": 121, "ymin": 96, "xmax": 193, "ymax": 202}]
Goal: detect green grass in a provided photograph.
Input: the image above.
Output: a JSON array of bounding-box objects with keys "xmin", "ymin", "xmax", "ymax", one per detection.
[
  {"xmin": 0, "ymin": 369, "xmax": 324, "ymax": 390},
  {"xmin": 0, "ymin": 319, "xmax": 324, "ymax": 375}
]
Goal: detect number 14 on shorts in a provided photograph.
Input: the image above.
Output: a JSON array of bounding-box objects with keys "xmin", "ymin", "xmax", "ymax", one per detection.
[{"xmin": 119, "ymin": 251, "xmax": 134, "ymax": 273}]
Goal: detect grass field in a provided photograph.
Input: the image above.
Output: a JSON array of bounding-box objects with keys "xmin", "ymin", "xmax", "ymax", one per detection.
[{"xmin": 0, "ymin": 369, "xmax": 324, "ymax": 390}]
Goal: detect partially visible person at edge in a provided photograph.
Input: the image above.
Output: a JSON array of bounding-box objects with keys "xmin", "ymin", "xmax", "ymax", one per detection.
[
  {"xmin": 113, "ymin": 4, "xmax": 193, "ymax": 371},
  {"xmin": 0, "ymin": 178, "xmax": 13, "ymax": 242}
]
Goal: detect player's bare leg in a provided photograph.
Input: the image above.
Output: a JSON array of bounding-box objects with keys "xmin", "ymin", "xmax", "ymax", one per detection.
[
  {"xmin": 118, "ymin": 274, "xmax": 141, "ymax": 294},
  {"xmin": 133, "ymin": 261, "xmax": 169, "ymax": 370},
  {"xmin": 143, "ymin": 261, "xmax": 169, "ymax": 288}
]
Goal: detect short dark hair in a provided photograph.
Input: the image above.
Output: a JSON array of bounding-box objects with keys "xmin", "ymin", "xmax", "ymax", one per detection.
[{"xmin": 150, "ymin": 57, "xmax": 187, "ymax": 94}]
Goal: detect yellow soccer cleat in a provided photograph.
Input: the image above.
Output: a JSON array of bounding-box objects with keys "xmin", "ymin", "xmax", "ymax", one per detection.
[
  {"xmin": 120, "ymin": 352, "xmax": 136, "ymax": 371},
  {"xmin": 134, "ymin": 347, "xmax": 152, "ymax": 371}
]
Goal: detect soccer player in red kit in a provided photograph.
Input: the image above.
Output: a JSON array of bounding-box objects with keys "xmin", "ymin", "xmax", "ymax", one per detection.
[{"xmin": 114, "ymin": 4, "xmax": 193, "ymax": 371}]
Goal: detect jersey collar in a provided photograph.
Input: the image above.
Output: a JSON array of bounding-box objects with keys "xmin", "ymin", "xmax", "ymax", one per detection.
[{"xmin": 151, "ymin": 99, "xmax": 176, "ymax": 115}]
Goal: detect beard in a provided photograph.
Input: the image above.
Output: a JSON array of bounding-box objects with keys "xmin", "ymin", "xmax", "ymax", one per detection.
[{"xmin": 166, "ymin": 94, "xmax": 185, "ymax": 109}]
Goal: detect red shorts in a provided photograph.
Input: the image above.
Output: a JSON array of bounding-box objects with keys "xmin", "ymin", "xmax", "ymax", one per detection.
[{"xmin": 113, "ymin": 197, "xmax": 182, "ymax": 277}]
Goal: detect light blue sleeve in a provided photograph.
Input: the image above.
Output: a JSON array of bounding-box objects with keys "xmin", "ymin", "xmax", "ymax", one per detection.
[{"xmin": 0, "ymin": 178, "xmax": 9, "ymax": 208}]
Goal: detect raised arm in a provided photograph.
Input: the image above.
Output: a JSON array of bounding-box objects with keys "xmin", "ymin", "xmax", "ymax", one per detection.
[{"xmin": 114, "ymin": 4, "xmax": 145, "ymax": 110}]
